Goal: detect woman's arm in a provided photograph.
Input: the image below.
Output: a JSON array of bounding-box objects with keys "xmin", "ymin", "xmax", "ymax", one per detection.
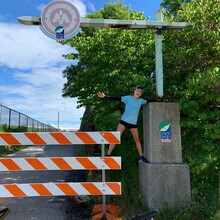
[{"xmin": 97, "ymin": 92, "xmax": 121, "ymax": 101}]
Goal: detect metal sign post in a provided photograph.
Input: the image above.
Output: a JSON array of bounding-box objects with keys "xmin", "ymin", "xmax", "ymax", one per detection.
[
  {"xmin": 101, "ymin": 143, "xmax": 106, "ymax": 220},
  {"xmin": 154, "ymin": 11, "xmax": 164, "ymax": 98}
]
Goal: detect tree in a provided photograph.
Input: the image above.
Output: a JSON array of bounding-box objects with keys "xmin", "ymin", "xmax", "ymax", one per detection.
[
  {"xmin": 62, "ymin": 1, "xmax": 156, "ymax": 131},
  {"xmin": 161, "ymin": 0, "xmax": 220, "ymax": 217},
  {"xmin": 161, "ymin": 0, "xmax": 193, "ymax": 15},
  {"xmin": 162, "ymin": 0, "xmax": 220, "ymax": 157}
]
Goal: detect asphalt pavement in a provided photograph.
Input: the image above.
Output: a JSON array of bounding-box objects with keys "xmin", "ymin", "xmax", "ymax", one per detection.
[{"xmin": 0, "ymin": 145, "xmax": 91, "ymax": 220}]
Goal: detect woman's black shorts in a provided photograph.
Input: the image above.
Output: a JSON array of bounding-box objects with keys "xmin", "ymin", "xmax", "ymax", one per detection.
[{"xmin": 119, "ymin": 120, "xmax": 137, "ymax": 129}]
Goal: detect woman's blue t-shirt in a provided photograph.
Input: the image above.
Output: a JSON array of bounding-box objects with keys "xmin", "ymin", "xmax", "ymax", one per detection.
[{"xmin": 121, "ymin": 96, "xmax": 147, "ymax": 125}]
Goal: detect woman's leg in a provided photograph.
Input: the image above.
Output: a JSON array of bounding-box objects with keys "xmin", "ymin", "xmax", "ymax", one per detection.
[
  {"xmin": 130, "ymin": 128, "xmax": 143, "ymax": 156},
  {"xmin": 107, "ymin": 123, "xmax": 126, "ymax": 155}
]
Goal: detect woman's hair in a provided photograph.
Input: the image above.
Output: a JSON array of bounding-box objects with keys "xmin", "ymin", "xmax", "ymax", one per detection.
[{"xmin": 135, "ymin": 85, "xmax": 143, "ymax": 90}]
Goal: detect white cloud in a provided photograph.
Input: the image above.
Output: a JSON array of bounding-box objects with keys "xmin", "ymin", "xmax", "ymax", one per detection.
[
  {"xmin": 37, "ymin": 0, "xmax": 87, "ymax": 17},
  {"xmin": 69, "ymin": 0, "xmax": 87, "ymax": 16},
  {"xmin": 0, "ymin": 21, "xmax": 85, "ymax": 129},
  {"xmin": 85, "ymin": 0, "xmax": 96, "ymax": 12},
  {"xmin": 37, "ymin": 3, "xmax": 46, "ymax": 12},
  {"xmin": 0, "ymin": 23, "xmax": 75, "ymax": 69}
]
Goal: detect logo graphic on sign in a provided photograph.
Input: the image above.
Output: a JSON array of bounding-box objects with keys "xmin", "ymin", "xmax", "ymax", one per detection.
[
  {"xmin": 159, "ymin": 122, "xmax": 172, "ymax": 143},
  {"xmin": 40, "ymin": 0, "xmax": 81, "ymax": 41}
]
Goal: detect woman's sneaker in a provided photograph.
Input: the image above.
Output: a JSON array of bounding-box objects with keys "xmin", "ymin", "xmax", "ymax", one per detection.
[{"xmin": 140, "ymin": 156, "xmax": 149, "ymax": 163}]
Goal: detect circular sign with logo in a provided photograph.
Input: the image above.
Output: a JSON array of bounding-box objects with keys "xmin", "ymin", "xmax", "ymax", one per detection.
[{"xmin": 40, "ymin": 0, "xmax": 80, "ymax": 40}]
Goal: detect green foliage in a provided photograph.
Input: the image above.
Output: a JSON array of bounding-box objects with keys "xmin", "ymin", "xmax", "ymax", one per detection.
[
  {"xmin": 62, "ymin": 27, "xmax": 155, "ymax": 105},
  {"xmin": 0, "ymin": 124, "xmax": 28, "ymax": 132},
  {"xmin": 62, "ymin": 1, "xmax": 156, "ymax": 130},
  {"xmin": 0, "ymin": 124, "xmax": 5, "ymax": 132},
  {"xmin": 162, "ymin": 0, "xmax": 220, "ymax": 98},
  {"xmin": 161, "ymin": 0, "xmax": 192, "ymax": 16},
  {"xmin": 0, "ymin": 145, "xmax": 26, "ymax": 156},
  {"xmin": 179, "ymin": 67, "xmax": 220, "ymax": 219},
  {"xmin": 86, "ymin": 1, "xmax": 143, "ymax": 20},
  {"xmin": 161, "ymin": 0, "xmax": 220, "ymax": 219}
]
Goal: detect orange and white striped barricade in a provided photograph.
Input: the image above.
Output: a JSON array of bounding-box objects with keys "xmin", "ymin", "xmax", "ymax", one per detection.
[
  {"xmin": 0, "ymin": 131, "xmax": 120, "ymax": 145},
  {"xmin": 0, "ymin": 157, "xmax": 121, "ymax": 171},
  {"xmin": 0, "ymin": 182, "xmax": 121, "ymax": 197},
  {"xmin": 0, "ymin": 131, "xmax": 121, "ymax": 219}
]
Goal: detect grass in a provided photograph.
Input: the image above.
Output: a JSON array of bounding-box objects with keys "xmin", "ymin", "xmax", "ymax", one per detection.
[{"xmin": 213, "ymin": 210, "xmax": 220, "ymax": 220}]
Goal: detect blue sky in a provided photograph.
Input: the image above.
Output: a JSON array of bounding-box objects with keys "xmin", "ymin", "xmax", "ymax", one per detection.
[{"xmin": 0, "ymin": 0, "xmax": 162, "ymax": 130}]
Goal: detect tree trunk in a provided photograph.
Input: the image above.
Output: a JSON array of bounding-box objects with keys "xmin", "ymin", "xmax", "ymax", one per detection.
[{"xmin": 79, "ymin": 106, "xmax": 100, "ymax": 156}]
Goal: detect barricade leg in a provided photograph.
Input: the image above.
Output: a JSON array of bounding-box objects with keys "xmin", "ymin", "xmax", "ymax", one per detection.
[{"xmin": 102, "ymin": 143, "xmax": 106, "ymax": 220}]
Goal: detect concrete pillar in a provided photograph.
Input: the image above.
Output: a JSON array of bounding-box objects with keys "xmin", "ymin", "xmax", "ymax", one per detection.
[
  {"xmin": 144, "ymin": 102, "xmax": 182, "ymax": 163},
  {"xmin": 139, "ymin": 102, "xmax": 191, "ymax": 209}
]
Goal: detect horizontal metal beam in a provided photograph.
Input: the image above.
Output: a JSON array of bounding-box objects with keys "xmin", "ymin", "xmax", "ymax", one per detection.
[
  {"xmin": 17, "ymin": 16, "xmax": 41, "ymax": 25},
  {"xmin": 17, "ymin": 16, "xmax": 191, "ymax": 30}
]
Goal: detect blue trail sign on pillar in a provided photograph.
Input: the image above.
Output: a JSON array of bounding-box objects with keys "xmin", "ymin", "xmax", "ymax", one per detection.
[{"xmin": 159, "ymin": 121, "xmax": 172, "ymax": 143}]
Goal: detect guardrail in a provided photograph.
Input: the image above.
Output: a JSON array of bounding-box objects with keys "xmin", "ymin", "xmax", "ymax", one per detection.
[{"xmin": 0, "ymin": 131, "xmax": 121, "ymax": 220}]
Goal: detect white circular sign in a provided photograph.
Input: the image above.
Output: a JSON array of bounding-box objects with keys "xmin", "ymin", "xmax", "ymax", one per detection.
[{"xmin": 41, "ymin": 0, "xmax": 80, "ymax": 40}]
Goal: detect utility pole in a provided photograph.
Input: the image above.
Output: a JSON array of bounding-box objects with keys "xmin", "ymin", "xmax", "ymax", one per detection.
[{"xmin": 58, "ymin": 112, "xmax": 60, "ymax": 131}]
